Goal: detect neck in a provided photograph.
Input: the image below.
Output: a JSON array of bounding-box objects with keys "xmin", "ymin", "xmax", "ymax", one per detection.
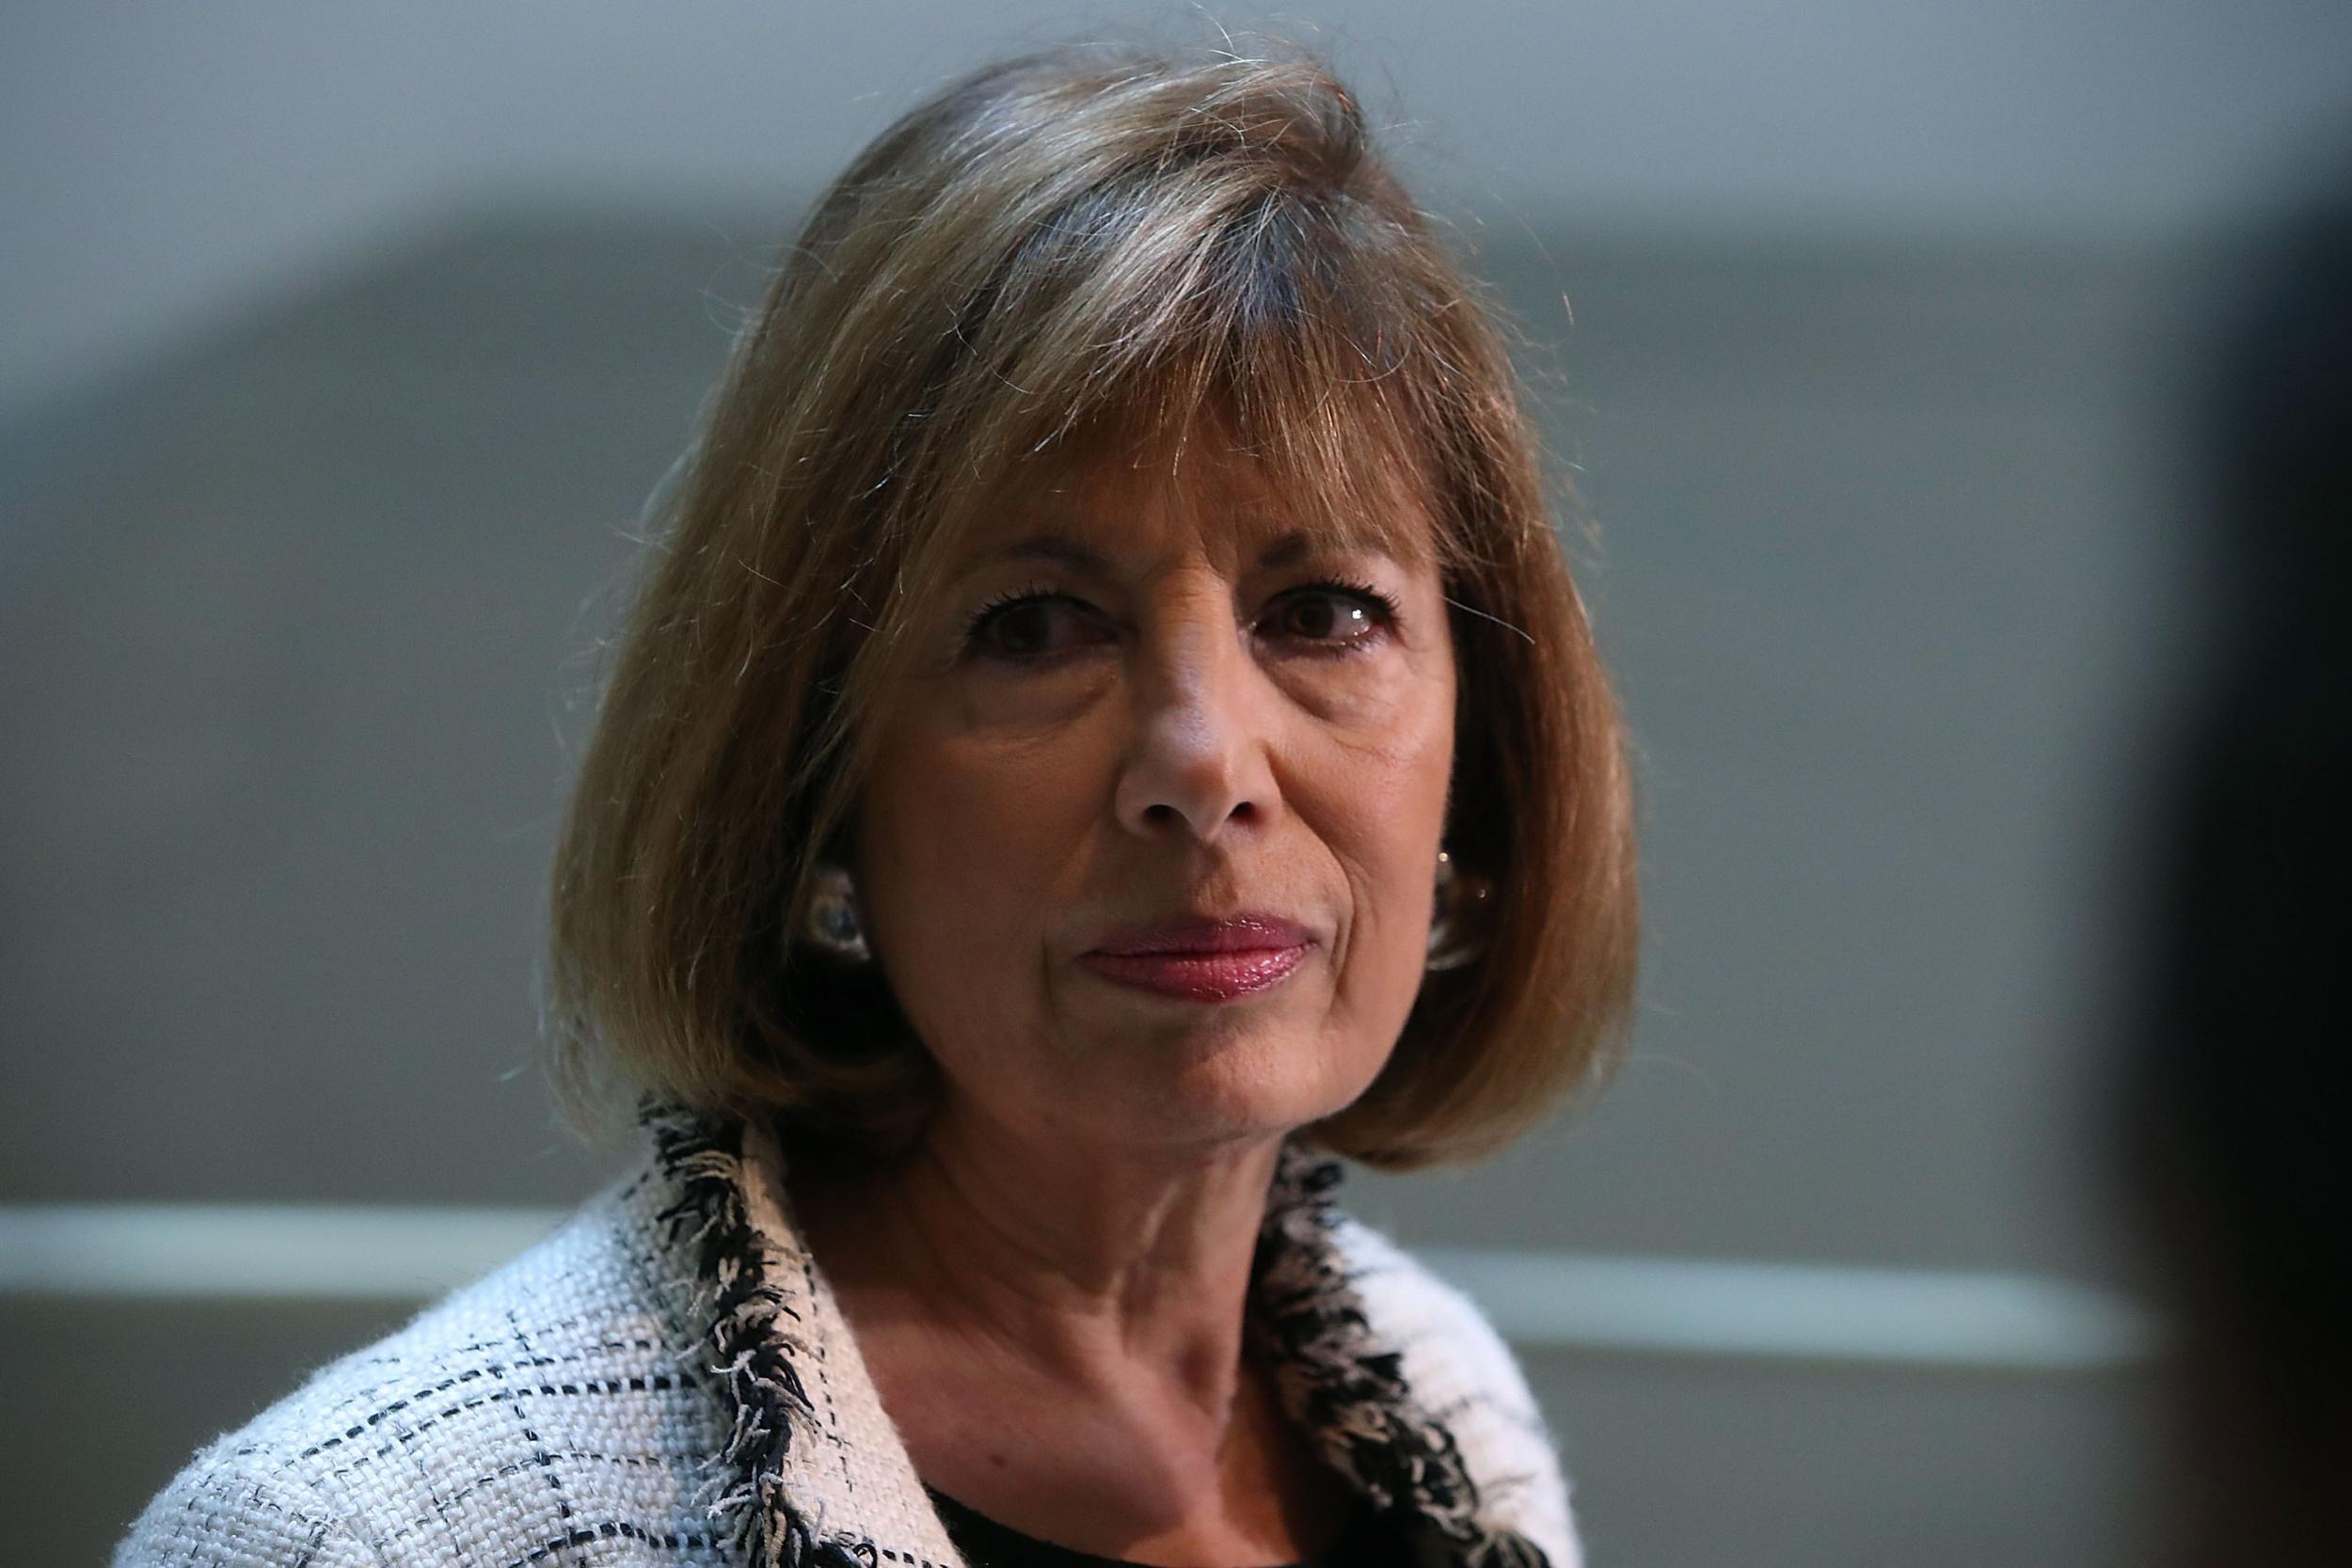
[
  {"xmin": 798, "ymin": 1097, "xmax": 1287, "ymax": 1415},
  {"xmin": 785, "ymin": 1101, "xmax": 1359, "ymax": 1564}
]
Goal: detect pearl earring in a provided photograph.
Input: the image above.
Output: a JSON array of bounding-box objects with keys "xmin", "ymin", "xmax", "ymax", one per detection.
[
  {"xmin": 802, "ymin": 862, "xmax": 872, "ymax": 962},
  {"xmin": 1426, "ymin": 849, "xmax": 1492, "ymax": 972}
]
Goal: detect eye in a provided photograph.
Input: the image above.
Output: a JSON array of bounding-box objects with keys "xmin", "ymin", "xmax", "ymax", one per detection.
[
  {"xmin": 1263, "ymin": 578, "xmax": 1402, "ymax": 654},
  {"xmin": 962, "ymin": 588, "xmax": 1113, "ymax": 664}
]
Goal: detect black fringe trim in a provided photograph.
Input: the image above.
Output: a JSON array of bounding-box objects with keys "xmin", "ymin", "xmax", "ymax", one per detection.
[
  {"xmin": 644, "ymin": 1100, "xmax": 879, "ymax": 1568},
  {"xmin": 1250, "ymin": 1145, "xmax": 1551, "ymax": 1568},
  {"xmin": 648, "ymin": 1102, "xmax": 1545, "ymax": 1568}
]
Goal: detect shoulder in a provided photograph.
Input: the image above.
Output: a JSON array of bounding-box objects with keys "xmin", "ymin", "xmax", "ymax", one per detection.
[
  {"xmin": 1327, "ymin": 1214, "xmax": 1581, "ymax": 1568},
  {"xmin": 114, "ymin": 1175, "xmax": 733, "ymax": 1568}
]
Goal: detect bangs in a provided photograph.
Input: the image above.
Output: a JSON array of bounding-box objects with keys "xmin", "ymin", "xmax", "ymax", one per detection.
[{"xmin": 869, "ymin": 177, "xmax": 1476, "ymax": 673}]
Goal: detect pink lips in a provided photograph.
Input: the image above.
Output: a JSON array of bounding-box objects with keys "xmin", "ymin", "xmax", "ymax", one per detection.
[{"xmin": 1079, "ymin": 913, "xmax": 1314, "ymax": 1002}]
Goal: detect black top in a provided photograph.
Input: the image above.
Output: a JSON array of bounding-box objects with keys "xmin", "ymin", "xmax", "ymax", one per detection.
[{"xmin": 925, "ymin": 1485, "xmax": 1414, "ymax": 1568}]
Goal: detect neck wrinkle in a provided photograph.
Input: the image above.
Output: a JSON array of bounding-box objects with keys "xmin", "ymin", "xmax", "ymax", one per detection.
[{"xmin": 834, "ymin": 1103, "xmax": 1291, "ymax": 1413}]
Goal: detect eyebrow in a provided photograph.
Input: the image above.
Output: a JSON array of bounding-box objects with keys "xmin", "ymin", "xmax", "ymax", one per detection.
[{"xmin": 959, "ymin": 528, "xmax": 1364, "ymax": 579}]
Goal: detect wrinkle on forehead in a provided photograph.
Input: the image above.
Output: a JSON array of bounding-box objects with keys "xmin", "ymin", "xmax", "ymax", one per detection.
[{"xmin": 975, "ymin": 403, "xmax": 1444, "ymax": 577}]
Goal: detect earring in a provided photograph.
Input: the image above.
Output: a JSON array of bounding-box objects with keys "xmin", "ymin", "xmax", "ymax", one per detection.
[
  {"xmin": 802, "ymin": 862, "xmax": 871, "ymax": 962},
  {"xmin": 1426, "ymin": 849, "xmax": 1492, "ymax": 972}
]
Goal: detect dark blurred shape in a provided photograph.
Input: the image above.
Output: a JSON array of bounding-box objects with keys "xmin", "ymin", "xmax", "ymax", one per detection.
[{"xmin": 2122, "ymin": 179, "xmax": 2352, "ymax": 1566}]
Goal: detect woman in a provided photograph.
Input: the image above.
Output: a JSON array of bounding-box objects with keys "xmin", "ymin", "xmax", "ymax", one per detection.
[{"xmin": 118, "ymin": 37, "xmax": 1637, "ymax": 1568}]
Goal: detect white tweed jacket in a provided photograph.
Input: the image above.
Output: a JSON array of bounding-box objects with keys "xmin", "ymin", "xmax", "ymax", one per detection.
[{"xmin": 117, "ymin": 1109, "xmax": 1579, "ymax": 1568}]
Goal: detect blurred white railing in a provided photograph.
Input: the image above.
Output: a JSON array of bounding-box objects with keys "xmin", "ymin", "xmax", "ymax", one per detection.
[
  {"xmin": 0, "ymin": 1204, "xmax": 2160, "ymax": 1373},
  {"xmin": 1420, "ymin": 1247, "xmax": 2159, "ymax": 1372}
]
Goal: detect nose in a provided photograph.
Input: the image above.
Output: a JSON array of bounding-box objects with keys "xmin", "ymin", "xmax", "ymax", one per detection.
[{"xmin": 1112, "ymin": 601, "xmax": 1279, "ymax": 847}]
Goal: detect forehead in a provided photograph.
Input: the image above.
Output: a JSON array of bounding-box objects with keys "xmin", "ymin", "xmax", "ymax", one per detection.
[{"xmin": 950, "ymin": 424, "xmax": 1440, "ymax": 577}]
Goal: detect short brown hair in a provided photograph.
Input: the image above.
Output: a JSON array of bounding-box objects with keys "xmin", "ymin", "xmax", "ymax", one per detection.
[{"xmin": 545, "ymin": 37, "xmax": 1638, "ymax": 1169}]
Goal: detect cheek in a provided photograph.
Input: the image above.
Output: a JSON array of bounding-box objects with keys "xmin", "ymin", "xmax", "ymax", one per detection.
[
  {"xmin": 853, "ymin": 722, "xmax": 1098, "ymax": 995},
  {"xmin": 1337, "ymin": 736, "xmax": 1454, "ymax": 964},
  {"xmin": 1302, "ymin": 682, "xmax": 1457, "ymax": 1016}
]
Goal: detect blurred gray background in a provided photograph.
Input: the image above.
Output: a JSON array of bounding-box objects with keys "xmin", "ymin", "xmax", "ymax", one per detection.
[{"xmin": 6, "ymin": 3, "xmax": 2347, "ymax": 1564}]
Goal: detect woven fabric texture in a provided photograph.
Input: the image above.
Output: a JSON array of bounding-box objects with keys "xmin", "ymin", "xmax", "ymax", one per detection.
[{"xmin": 115, "ymin": 1120, "xmax": 1578, "ymax": 1568}]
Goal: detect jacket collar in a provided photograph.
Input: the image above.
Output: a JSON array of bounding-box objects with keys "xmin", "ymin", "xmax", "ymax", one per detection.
[{"xmin": 642, "ymin": 1102, "xmax": 1546, "ymax": 1568}]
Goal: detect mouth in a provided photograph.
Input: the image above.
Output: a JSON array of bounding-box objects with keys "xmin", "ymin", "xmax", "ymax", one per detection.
[{"xmin": 1079, "ymin": 912, "xmax": 1315, "ymax": 1003}]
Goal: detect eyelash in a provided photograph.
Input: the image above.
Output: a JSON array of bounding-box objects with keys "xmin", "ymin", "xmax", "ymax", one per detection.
[{"xmin": 961, "ymin": 577, "xmax": 1404, "ymax": 664}]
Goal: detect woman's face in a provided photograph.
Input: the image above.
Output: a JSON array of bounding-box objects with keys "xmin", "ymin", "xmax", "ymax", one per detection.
[{"xmin": 852, "ymin": 436, "xmax": 1457, "ymax": 1157}]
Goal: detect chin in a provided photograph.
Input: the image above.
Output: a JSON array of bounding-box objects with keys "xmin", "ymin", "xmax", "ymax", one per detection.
[{"xmin": 1097, "ymin": 1031, "xmax": 1388, "ymax": 1153}]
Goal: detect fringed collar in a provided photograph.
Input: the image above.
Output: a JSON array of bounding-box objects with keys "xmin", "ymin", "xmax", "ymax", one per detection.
[
  {"xmin": 643, "ymin": 1102, "xmax": 1547, "ymax": 1568},
  {"xmin": 1248, "ymin": 1153, "xmax": 1547, "ymax": 1568}
]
